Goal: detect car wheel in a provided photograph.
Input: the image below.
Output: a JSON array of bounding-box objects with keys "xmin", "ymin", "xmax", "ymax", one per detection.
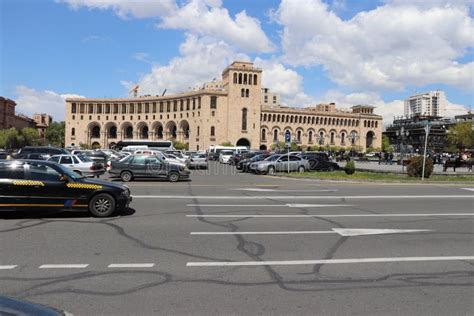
[
  {"xmin": 267, "ymin": 166, "xmax": 276, "ymax": 175},
  {"xmin": 168, "ymin": 171, "xmax": 180, "ymax": 182},
  {"xmin": 298, "ymin": 166, "xmax": 305, "ymax": 173},
  {"xmin": 74, "ymin": 170, "xmax": 82, "ymax": 176},
  {"xmin": 121, "ymin": 171, "xmax": 133, "ymax": 182},
  {"xmin": 89, "ymin": 193, "xmax": 116, "ymax": 217}
]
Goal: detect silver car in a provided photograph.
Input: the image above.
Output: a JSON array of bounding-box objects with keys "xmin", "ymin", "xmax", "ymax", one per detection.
[
  {"xmin": 250, "ymin": 154, "xmax": 310, "ymax": 175},
  {"xmin": 189, "ymin": 153, "xmax": 208, "ymax": 169},
  {"xmin": 48, "ymin": 154, "xmax": 105, "ymax": 177}
]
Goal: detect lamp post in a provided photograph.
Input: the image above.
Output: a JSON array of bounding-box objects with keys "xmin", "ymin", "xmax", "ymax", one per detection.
[
  {"xmin": 396, "ymin": 126, "xmax": 409, "ymax": 172},
  {"xmin": 421, "ymin": 121, "xmax": 432, "ymax": 181},
  {"xmin": 349, "ymin": 132, "xmax": 358, "ymax": 159}
]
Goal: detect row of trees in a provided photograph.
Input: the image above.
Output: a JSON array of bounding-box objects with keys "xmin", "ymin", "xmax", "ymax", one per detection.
[{"xmin": 0, "ymin": 122, "xmax": 65, "ymax": 150}]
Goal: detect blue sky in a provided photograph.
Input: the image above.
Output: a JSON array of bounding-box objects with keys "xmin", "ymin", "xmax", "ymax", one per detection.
[{"xmin": 1, "ymin": 0, "xmax": 473, "ymax": 122}]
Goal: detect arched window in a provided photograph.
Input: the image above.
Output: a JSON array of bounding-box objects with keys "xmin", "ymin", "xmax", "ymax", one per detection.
[
  {"xmin": 375, "ymin": 121, "xmax": 378, "ymax": 128},
  {"xmin": 273, "ymin": 129, "xmax": 278, "ymax": 141},
  {"xmin": 299, "ymin": 116, "xmax": 302, "ymax": 124},
  {"xmin": 241, "ymin": 88, "xmax": 245, "ymax": 97},
  {"xmin": 297, "ymin": 130, "xmax": 302, "ymax": 142},
  {"xmin": 364, "ymin": 120, "xmax": 367, "ymax": 127},
  {"xmin": 277, "ymin": 115, "xmax": 281, "ymax": 122},
  {"xmin": 71, "ymin": 103, "xmax": 77, "ymax": 113},
  {"xmin": 330, "ymin": 132, "xmax": 335, "ymax": 144},
  {"xmin": 319, "ymin": 132, "xmax": 324, "ymax": 145},
  {"xmin": 238, "ymin": 73, "xmax": 242, "ymax": 84},
  {"xmin": 233, "ymin": 73, "xmax": 237, "ymax": 84},
  {"xmin": 91, "ymin": 126, "xmax": 100, "ymax": 138},
  {"xmin": 341, "ymin": 132, "xmax": 345, "ymax": 145},
  {"xmin": 261, "ymin": 128, "xmax": 266, "ymax": 141},
  {"xmin": 308, "ymin": 131, "xmax": 313, "ymax": 143},
  {"xmin": 125, "ymin": 126, "xmax": 133, "ymax": 139},
  {"xmin": 210, "ymin": 126, "xmax": 215, "ymax": 137},
  {"xmin": 241, "ymin": 108, "xmax": 248, "ymax": 131},
  {"xmin": 71, "ymin": 128, "xmax": 75, "ymax": 136},
  {"xmin": 109, "ymin": 126, "xmax": 117, "ymax": 138},
  {"xmin": 245, "ymin": 89, "xmax": 249, "ymax": 97},
  {"xmin": 263, "ymin": 114, "xmax": 267, "ymax": 121},
  {"xmin": 197, "ymin": 126, "xmax": 200, "ymax": 136},
  {"xmin": 249, "ymin": 74, "xmax": 253, "ymax": 85},
  {"xmin": 243, "ymin": 73, "xmax": 247, "ymax": 85},
  {"xmin": 253, "ymin": 74, "xmax": 257, "ymax": 85}
]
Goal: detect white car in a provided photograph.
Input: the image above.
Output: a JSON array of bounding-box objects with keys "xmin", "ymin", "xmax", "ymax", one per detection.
[
  {"xmin": 219, "ymin": 150, "xmax": 234, "ymax": 164},
  {"xmin": 48, "ymin": 154, "xmax": 105, "ymax": 177}
]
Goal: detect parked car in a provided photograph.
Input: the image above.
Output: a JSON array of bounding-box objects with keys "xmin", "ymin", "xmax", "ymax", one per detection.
[
  {"xmin": 0, "ymin": 159, "xmax": 131, "ymax": 217},
  {"xmin": 14, "ymin": 146, "xmax": 69, "ymax": 160},
  {"xmin": 249, "ymin": 154, "xmax": 310, "ymax": 175},
  {"xmin": 219, "ymin": 150, "xmax": 234, "ymax": 164},
  {"xmin": 71, "ymin": 150, "xmax": 109, "ymax": 164},
  {"xmin": 189, "ymin": 153, "xmax": 209, "ymax": 169},
  {"xmin": 297, "ymin": 152, "xmax": 339, "ymax": 171},
  {"xmin": 133, "ymin": 150, "xmax": 187, "ymax": 166},
  {"xmin": 0, "ymin": 150, "xmax": 9, "ymax": 160},
  {"xmin": 108, "ymin": 155, "xmax": 191, "ymax": 182},
  {"xmin": 48, "ymin": 154, "xmax": 105, "ymax": 177},
  {"xmin": 237, "ymin": 153, "xmax": 272, "ymax": 172}
]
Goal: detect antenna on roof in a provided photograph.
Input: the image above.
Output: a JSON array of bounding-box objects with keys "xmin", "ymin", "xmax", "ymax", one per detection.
[
  {"xmin": 129, "ymin": 85, "xmax": 139, "ymax": 98},
  {"xmin": 162, "ymin": 89, "xmax": 167, "ymax": 96}
]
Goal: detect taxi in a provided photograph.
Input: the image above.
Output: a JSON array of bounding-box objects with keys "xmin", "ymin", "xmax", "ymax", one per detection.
[{"xmin": 0, "ymin": 160, "xmax": 132, "ymax": 217}]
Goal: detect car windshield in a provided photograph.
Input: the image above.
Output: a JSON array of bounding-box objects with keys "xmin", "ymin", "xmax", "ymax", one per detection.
[
  {"xmin": 77, "ymin": 155, "xmax": 93, "ymax": 162},
  {"xmin": 221, "ymin": 150, "xmax": 233, "ymax": 155},
  {"xmin": 265, "ymin": 155, "xmax": 280, "ymax": 161}
]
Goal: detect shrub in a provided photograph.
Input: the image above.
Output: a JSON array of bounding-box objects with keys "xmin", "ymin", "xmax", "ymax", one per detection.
[
  {"xmin": 174, "ymin": 141, "xmax": 189, "ymax": 150},
  {"xmin": 344, "ymin": 161, "xmax": 356, "ymax": 175},
  {"xmin": 407, "ymin": 156, "xmax": 433, "ymax": 178}
]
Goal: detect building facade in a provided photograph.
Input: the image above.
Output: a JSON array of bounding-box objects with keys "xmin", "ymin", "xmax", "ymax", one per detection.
[
  {"xmin": 0, "ymin": 97, "xmax": 36, "ymax": 130},
  {"xmin": 65, "ymin": 61, "xmax": 382, "ymax": 151},
  {"xmin": 33, "ymin": 113, "xmax": 53, "ymax": 144},
  {"xmin": 404, "ymin": 91, "xmax": 446, "ymax": 117}
]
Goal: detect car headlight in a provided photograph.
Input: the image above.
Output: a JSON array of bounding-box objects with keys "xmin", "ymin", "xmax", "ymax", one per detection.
[{"xmin": 121, "ymin": 188, "xmax": 131, "ymax": 198}]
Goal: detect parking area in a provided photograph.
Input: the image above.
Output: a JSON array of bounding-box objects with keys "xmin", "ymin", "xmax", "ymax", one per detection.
[{"xmin": 1, "ymin": 162, "xmax": 473, "ymax": 315}]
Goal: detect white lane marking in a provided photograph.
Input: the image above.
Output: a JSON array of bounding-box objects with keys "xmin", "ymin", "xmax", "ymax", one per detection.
[
  {"xmin": 191, "ymin": 231, "xmax": 335, "ymax": 235},
  {"xmin": 134, "ymin": 195, "xmax": 474, "ymax": 200},
  {"xmin": 187, "ymin": 256, "xmax": 474, "ymax": 267},
  {"xmin": 333, "ymin": 228, "xmax": 432, "ymax": 236},
  {"xmin": 0, "ymin": 265, "xmax": 17, "ymax": 270},
  {"xmin": 462, "ymin": 188, "xmax": 474, "ymax": 192},
  {"xmin": 108, "ymin": 263, "xmax": 155, "ymax": 268},
  {"xmin": 39, "ymin": 264, "xmax": 89, "ymax": 269},
  {"xmin": 191, "ymin": 228, "xmax": 432, "ymax": 236},
  {"xmin": 229, "ymin": 188, "xmax": 337, "ymax": 192},
  {"xmin": 186, "ymin": 213, "xmax": 474, "ymax": 218},
  {"xmin": 186, "ymin": 204, "xmax": 352, "ymax": 208}
]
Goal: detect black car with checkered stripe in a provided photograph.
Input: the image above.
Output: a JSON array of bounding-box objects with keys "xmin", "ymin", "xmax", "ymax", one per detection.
[{"xmin": 0, "ymin": 160, "xmax": 132, "ymax": 217}]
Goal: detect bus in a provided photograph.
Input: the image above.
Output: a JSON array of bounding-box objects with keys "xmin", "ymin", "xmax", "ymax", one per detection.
[{"xmin": 114, "ymin": 140, "xmax": 174, "ymax": 151}]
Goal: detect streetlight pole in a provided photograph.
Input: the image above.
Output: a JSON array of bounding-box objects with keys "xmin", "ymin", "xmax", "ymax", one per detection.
[
  {"xmin": 421, "ymin": 121, "xmax": 431, "ymax": 181},
  {"xmin": 396, "ymin": 127, "xmax": 409, "ymax": 172}
]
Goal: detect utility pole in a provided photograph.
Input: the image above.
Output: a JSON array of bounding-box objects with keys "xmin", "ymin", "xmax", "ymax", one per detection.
[{"xmin": 422, "ymin": 121, "xmax": 431, "ymax": 181}]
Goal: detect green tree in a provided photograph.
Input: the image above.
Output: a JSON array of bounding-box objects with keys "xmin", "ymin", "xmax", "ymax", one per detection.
[
  {"xmin": 219, "ymin": 141, "xmax": 232, "ymax": 146},
  {"xmin": 174, "ymin": 141, "xmax": 189, "ymax": 150},
  {"xmin": 21, "ymin": 128, "xmax": 40, "ymax": 146},
  {"xmin": 381, "ymin": 135, "xmax": 391, "ymax": 152},
  {"xmin": 45, "ymin": 122, "xmax": 65, "ymax": 147},
  {"xmin": 0, "ymin": 128, "xmax": 21, "ymax": 149},
  {"xmin": 448, "ymin": 121, "xmax": 474, "ymax": 151}
]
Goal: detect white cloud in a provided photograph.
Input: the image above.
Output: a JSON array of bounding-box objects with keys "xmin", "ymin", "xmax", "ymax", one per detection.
[
  {"xmin": 14, "ymin": 86, "xmax": 84, "ymax": 121},
  {"xmin": 56, "ymin": 0, "xmax": 177, "ymax": 19},
  {"xmin": 277, "ymin": 0, "xmax": 474, "ymax": 91},
  {"xmin": 159, "ymin": 0, "xmax": 274, "ymax": 53},
  {"xmin": 132, "ymin": 52, "xmax": 154, "ymax": 64},
  {"xmin": 253, "ymin": 58, "xmax": 314, "ymax": 106},
  {"xmin": 59, "ymin": 0, "xmax": 273, "ymax": 53},
  {"xmin": 129, "ymin": 34, "xmax": 249, "ymax": 96}
]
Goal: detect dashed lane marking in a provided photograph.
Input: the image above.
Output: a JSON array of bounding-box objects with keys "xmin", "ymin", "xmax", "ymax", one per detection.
[
  {"xmin": 39, "ymin": 264, "xmax": 89, "ymax": 269},
  {"xmin": 190, "ymin": 229, "xmax": 432, "ymax": 236},
  {"xmin": 0, "ymin": 265, "xmax": 17, "ymax": 270},
  {"xmin": 187, "ymin": 256, "xmax": 474, "ymax": 267},
  {"xmin": 186, "ymin": 204, "xmax": 352, "ymax": 207},
  {"xmin": 186, "ymin": 213, "xmax": 474, "ymax": 218},
  {"xmin": 107, "ymin": 263, "xmax": 155, "ymax": 268},
  {"xmin": 462, "ymin": 188, "xmax": 474, "ymax": 192}
]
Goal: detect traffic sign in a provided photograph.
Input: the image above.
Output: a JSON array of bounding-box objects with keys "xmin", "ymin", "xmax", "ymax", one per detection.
[{"xmin": 284, "ymin": 131, "xmax": 291, "ymax": 143}]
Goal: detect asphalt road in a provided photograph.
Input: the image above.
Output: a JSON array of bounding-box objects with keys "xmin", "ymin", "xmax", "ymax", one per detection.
[{"xmin": 1, "ymin": 162, "xmax": 473, "ymax": 315}]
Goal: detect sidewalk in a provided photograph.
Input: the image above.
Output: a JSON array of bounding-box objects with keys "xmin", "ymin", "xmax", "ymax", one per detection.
[{"xmin": 337, "ymin": 160, "xmax": 473, "ymax": 175}]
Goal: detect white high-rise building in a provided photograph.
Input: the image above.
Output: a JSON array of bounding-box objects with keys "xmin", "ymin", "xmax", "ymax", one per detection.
[{"xmin": 404, "ymin": 91, "xmax": 446, "ymax": 117}]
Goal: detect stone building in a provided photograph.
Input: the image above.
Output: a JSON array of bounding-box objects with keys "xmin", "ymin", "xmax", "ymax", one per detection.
[
  {"xmin": 65, "ymin": 61, "xmax": 382, "ymax": 151},
  {"xmin": 0, "ymin": 97, "xmax": 36, "ymax": 130},
  {"xmin": 33, "ymin": 113, "xmax": 53, "ymax": 144}
]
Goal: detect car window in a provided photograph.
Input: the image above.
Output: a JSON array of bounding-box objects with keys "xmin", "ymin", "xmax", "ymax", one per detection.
[
  {"xmin": 27, "ymin": 163, "xmax": 62, "ymax": 181},
  {"xmin": 290, "ymin": 156, "xmax": 301, "ymax": 161},
  {"xmin": 72, "ymin": 156, "xmax": 80, "ymax": 164},
  {"xmin": 279, "ymin": 156, "xmax": 289, "ymax": 162},
  {"xmin": 145, "ymin": 157, "xmax": 161, "ymax": 164},
  {"xmin": 60, "ymin": 156, "xmax": 73, "ymax": 164},
  {"xmin": 0, "ymin": 163, "xmax": 25, "ymax": 179},
  {"xmin": 49, "ymin": 156, "xmax": 60, "ymax": 163},
  {"xmin": 77, "ymin": 155, "xmax": 92, "ymax": 162},
  {"xmin": 132, "ymin": 156, "xmax": 146, "ymax": 165}
]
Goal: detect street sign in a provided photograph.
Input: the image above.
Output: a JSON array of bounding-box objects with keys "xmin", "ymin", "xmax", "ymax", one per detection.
[{"xmin": 284, "ymin": 131, "xmax": 291, "ymax": 143}]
